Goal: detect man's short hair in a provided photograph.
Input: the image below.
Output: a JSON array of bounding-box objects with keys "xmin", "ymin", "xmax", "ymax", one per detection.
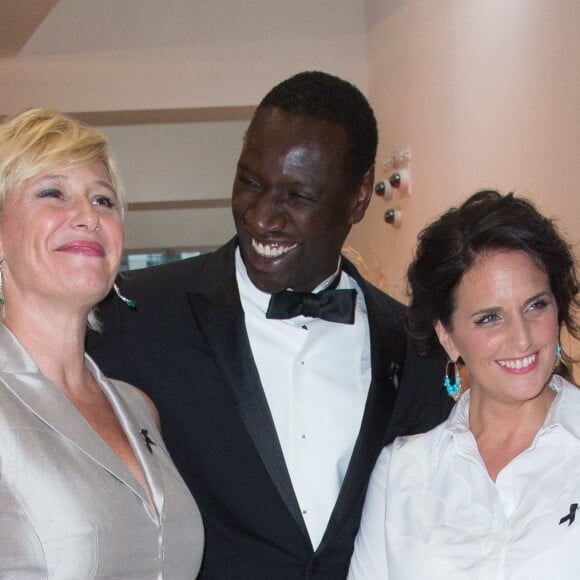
[{"xmin": 257, "ymin": 71, "xmax": 378, "ymax": 185}]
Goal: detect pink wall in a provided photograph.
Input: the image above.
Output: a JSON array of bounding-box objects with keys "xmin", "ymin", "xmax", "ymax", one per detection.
[{"xmin": 348, "ymin": 0, "xmax": 580, "ymax": 373}]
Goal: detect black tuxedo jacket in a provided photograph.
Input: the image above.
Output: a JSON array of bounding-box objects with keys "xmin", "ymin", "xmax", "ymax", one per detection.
[{"xmin": 87, "ymin": 238, "xmax": 452, "ymax": 579}]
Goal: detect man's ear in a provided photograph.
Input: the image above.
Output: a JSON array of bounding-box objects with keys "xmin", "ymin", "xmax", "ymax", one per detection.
[
  {"xmin": 349, "ymin": 165, "xmax": 374, "ymax": 225},
  {"xmin": 434, "ymin": 319, "xmax": 460, "ymax": 361}
]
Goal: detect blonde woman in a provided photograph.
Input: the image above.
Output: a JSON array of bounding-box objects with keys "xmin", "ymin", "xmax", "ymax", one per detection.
[{"xmin": 0, "ymin": 109, "xmax": 203, "ymax": 578}]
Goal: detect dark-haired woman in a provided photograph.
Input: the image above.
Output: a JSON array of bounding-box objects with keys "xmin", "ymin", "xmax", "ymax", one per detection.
[{"xmin": 349, "ymin": 191, "xmax": 579, "ymax": 580}]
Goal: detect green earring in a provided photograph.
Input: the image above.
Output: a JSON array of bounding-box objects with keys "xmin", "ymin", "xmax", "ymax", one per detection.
[{"xmin": 113, "ymin": 283, "xmax": 137, "ymax": 310}]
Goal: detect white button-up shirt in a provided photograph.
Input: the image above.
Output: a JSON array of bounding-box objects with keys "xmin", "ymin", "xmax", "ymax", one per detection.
[
  {"xmin": 349, "ymin": 375, "xmax": 580, "ymax": 580},
  {"xmin": 236, "ymin": 249, "xmax": 371, "ymax": 549}
]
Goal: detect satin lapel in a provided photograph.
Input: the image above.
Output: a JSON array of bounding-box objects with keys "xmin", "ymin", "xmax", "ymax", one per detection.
[
  {"xmin": 186, "ymin": 246, "xmax": 308, "ymax": 538},
  {"xmin": 0, "ymin": 325, "xmax": 150, "ymax": 508},
  {"xmin": 320, "ymin": 262, "xmax": 402, "ymax": 548},
  {"xmin": 89, "ymin": 359, "xmax": 164, "ymax": 518}
]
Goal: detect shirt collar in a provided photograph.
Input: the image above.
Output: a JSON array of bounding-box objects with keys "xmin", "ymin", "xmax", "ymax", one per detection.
[
  {"xmin": 235, "ymin": 247, "xmax": 271, "ymax": 316},
  {"xmin": 543, "ymin": 374, "xmax": 580, "ymax": 438},
  {"xmin": 446, "ymin": 375, "xmax": 580, "ymax": 438}
]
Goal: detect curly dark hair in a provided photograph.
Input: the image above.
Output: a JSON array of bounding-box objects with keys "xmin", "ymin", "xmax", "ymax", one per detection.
[
  {"xmin": 406, "ymin": 190, "xmax": 579, "ymax": 373},
  {"xmin": 256, "ymin": 71, "xmax": 378, "ymax": 186}
]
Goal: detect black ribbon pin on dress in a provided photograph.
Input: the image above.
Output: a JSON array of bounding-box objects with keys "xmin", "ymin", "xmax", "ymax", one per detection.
[
  {"xmin": 559, "ymin": 503, "xmax": 578, "ymax": 526},
  {"xmin": 140, "ymin": 429, "xmax": 156, "ymax": 454}
]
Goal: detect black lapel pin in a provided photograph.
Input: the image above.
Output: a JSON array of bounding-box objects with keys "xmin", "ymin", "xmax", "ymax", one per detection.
[
  {"xmin": 559, "ymin": 503, "xmax": 578, "ymax": 526},
  {"xmin": 140, "ymin": 429, "xmax": 156, "ymax": 454}
]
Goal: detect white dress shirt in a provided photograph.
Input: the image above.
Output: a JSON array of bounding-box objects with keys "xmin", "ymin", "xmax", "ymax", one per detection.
[
  {"xmin": 236, "ymin": 249, "xmax": 371, "ymax": 549},
  {"xmin": 348, "ymin": 374, "xmax": 580, "ymax": 579}
]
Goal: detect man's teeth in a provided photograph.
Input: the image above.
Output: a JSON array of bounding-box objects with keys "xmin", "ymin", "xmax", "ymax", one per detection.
[
  {"xmin": 252, "ymin": 239, "xmax": 297, "ymax": 258},
  {"xmin": 497, "ymin": 354, "xmax": 536, "ymax": 370}
]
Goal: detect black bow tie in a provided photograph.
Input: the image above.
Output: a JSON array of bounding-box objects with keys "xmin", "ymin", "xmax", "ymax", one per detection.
[{"xmin": 266, "ymin": 287, "xmax": 357, "ymax": 324}]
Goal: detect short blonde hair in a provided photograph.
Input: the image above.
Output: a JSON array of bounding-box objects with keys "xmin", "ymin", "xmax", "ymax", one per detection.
[
  {"xmin": 0, "ymin": 109, "xmax": 127, "ymax": 330},
  {"xmin": 0, "ymin": 108, "xmax": 127, "ymax": 219}
]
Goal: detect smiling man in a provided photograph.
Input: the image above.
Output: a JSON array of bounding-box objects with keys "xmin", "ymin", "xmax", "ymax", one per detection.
[{"xmin": 87, "ymin": 71, "xmax": 452, "ymax": 579}]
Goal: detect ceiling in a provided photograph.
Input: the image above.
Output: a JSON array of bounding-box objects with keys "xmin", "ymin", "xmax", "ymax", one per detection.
[
  {"xmin": 0, "ymin": 0, "xmax": 367, "ymax": 122},
  {"xmin": 0, "ymin": 0, "xmax": 59, "ymax": 56}
]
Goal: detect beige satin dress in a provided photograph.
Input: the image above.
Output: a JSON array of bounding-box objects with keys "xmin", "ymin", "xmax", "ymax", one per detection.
[{"xmin": 0, "ymin": 324, "xmax": 204, "ymax": 578}]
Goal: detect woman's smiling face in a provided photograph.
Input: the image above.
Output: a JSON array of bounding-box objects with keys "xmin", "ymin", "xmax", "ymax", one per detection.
[
  {"xmin": 435, "ymin": 249, "xmax": 560, "ymax": 407},
  {"xmin": 0, "ymin": 162, "xmax": 123, "ymax": 314}
]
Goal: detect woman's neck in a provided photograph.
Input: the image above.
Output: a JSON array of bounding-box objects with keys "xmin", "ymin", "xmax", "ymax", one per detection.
[
  {"xmin": 2, "ymin": 304, "xmax": 91, "ymax": 394},
  {"xmin": 468, "ymin": 385, "xmax": 556, "ymax": 481}
]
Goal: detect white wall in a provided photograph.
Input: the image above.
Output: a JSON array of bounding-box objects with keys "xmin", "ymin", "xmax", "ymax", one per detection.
[{"xmin": 102, "ymin": 120, "xmax": 248, "ymax": 250}]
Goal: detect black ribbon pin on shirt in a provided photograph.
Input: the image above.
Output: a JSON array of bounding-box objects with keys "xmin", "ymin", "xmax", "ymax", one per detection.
[
  {"xmin": 559, "ymin": 503, "xmax": 578, "ymax": 526},
  {"xmin": 140, "ymin": 429, "xmax": 156, "ymax": 454}
]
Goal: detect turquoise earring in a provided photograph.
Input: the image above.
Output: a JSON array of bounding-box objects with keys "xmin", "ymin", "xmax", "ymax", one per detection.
[
  {"xmin": 554, "ymin": 344, "xmax": 563, "ymax": 370},
  {"xmin": 443, "ymin": 359, "xmax": 461, "ymax": 401}
]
